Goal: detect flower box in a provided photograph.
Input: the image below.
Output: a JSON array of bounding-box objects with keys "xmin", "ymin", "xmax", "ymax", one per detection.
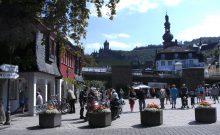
[
  {"xmin": 88, "ymin": 111, "xmax": 111, "ymax": 127},
  {"xmin": 140, "ymin": 103, "xmax": 163, "ymax": 126},
  {"xmin": 195, "ymin": 107, "xmax": 216, "ymax": 123},
  {"xmin": 39, "ymin": 113, "xmax": 61, "ymax": 128}
]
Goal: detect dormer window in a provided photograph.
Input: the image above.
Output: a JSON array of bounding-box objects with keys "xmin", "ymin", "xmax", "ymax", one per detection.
[
  {"xmin": 46, "ymin": 35, "xmax": 56, "ymax": 63},
  {"xmin": 174, "ymin": 53, "xmax": 178, "ymax": 59}
]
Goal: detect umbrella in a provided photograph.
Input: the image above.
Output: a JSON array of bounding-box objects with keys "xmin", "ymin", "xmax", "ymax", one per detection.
[{"xmin": 132, "ymin": 84, "xmax": 151, "ymax": 89}]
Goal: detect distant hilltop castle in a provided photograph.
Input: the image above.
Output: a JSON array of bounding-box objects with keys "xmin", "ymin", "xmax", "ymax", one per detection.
[{"xmin": 92, "ymin": 40, "xmax": 115, "ymax": 58}]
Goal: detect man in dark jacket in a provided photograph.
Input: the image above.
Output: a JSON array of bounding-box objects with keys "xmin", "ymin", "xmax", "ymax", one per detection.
[
  {"xmin": 180, "ymin": 84, "xmax": 189, "ymax": 109},
  {"xmin": 136, "ymin": 88, "xmax": 146, "ymax": 111},
  {"xmin": 79, "ymin": 88, "xmax": 87, "ymax": 119}
]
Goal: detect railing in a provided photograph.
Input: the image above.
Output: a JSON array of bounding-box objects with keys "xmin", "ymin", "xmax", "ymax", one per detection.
[{"xmin": 82, "ymin": 67, "xmax": 111, "ymax": 73}]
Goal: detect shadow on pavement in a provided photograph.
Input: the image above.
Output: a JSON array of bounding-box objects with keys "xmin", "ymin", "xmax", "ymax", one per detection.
[
  {"xmin": 77, "ymin": 125, "xmax": 94, "ymax": 129},
  {"xmin": 26, "ymin": 125, "xmax": 44, "ymax": 130},
  {"xmin": 122, "ymin": 111, "xmax": 139, "ymax": 114},
  {"xmin": 131, "ymin": 124, "xmax": 152, "ymax": 129},
  {"xmin": 188, "ymin": 121, "xmax": 209, "ymax": 125},
  {"xmin": 62, "ymin": 118, "xmax": 80, "ymax": 122}
]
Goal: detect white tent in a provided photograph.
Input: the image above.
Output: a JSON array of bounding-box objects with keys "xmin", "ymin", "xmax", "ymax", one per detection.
[{"xmin": 132, "ymin": 84, "xmax": 151, "ymax": 89}]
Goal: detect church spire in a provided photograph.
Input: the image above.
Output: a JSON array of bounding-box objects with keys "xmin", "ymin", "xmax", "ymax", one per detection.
[{"xmin": 162, "ymin": 12, "xmax": 174, "ymax": 49}]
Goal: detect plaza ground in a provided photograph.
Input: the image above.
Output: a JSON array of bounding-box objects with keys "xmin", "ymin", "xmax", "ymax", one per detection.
[{"xmin": 1, "ymin": 97, "xmax": 220, "ymax": 135}]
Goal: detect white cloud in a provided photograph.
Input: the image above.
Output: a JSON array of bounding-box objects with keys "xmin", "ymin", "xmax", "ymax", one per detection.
[
  {"xmin": 176, "ymin": 14, "xmax": 220, "ymax": 41},
  {"xmin": 85, "ymin": 42, "xmax": 102, "ymax": 53},
  {"xmin": 161, "ymin": 0, "xmax": 182, "ymax": 6},
  {"xmin": 109, "ymin": 41, "xmax": 131, "ymax": 49},
  {"xmin": 89, "ymin": 0, "xmax": 182, "ymax": 17},
  {"xmin": 103, "ymin": 33, "xmax": 130, "ymax": 39},
  {"xmin": 117, "ymin": 0, "xmax": 158, "ymax": 13}
]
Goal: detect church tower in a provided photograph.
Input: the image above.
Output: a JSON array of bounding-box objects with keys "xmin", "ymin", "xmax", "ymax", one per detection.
[
  {"xmin": 104, "ymin": 40, "xmax": 109, "ymax": 51},
  {"xmin": 162, "ymin": 13, "xmax": 174, "ymax": 49}
]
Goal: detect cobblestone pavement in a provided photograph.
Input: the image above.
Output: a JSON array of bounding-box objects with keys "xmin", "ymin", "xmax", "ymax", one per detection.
[{"xmin": 1, "ymin": 98, "xmax": 220, "ymax": 135}]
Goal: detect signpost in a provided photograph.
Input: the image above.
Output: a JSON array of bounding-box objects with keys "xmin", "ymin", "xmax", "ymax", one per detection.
[{"xmin": 0, "ymin": 64, "xmax": 19, "ymax": 125}]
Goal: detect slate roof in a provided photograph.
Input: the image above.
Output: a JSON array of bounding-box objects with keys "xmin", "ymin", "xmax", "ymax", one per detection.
[{"xmin": 35, "ymin": 31, "xmax": 60, "ymax": 76}]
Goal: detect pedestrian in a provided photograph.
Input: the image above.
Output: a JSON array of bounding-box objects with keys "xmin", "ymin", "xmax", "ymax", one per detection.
[
  {"xmin": 189, "ymin": 90, "xmax": 195, "ymax": 108},
  {"xmin": 165, "ymin": 86, "xmax": 170, "ymax": 104},
  {"xmin": 19, "ymin": 90, "xmax": 25, "ymax": 113},
  {"xmin": 170, "ymin": 84, "xmax": 178, "ymax": 109},
  {"xmin": 211, "ymin": 84, "xmax": 219, "ymax": 104},
  {"xmin": 128, "ymin": 88, "xmax": 136, "ymax": 112},
  {"xmin": 180, "ymin": 84, "xmax": 189, "ymax": 109},
  {"xmin": 0, "ymin": 100, "xmax": 6, "ymax": 124},
  {"xmin": 36, "ymin": 91, "xmax": 43, "ymax": 105},
  {"xmin": 118, "ymin": 88, "xmax": 124, "ymax": 99},
  {"xmin": 159, "ymin": 87, "xmax": 166, "ymax": 109},
  {"xmin": 67, "ymin": 89, "xmax": 77, "ymax": 113},
  {"xmin": 79, "ymin": 88, "xmax": 88, "ymax": 119},
  {"xmin": 136, "ymin": 88, "xmax": 146, "ymax": 111}
]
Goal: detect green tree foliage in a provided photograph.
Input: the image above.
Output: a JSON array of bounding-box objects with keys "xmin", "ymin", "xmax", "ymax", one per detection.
[
  {"xmin": 0, "ymin": 0, "xmax": 119, "ymax": 55},
  {"xmin": 82, "ymin": 54, "xmax": 98, "ymax": 67}
]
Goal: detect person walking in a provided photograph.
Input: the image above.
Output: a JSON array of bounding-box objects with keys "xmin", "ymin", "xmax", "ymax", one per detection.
[
  {"xmin": 170, "ymin": 84, "xmax": 178, "ymax": 109},
  {"xmin": 159, "ymin": 87, "xmax": 166, "ymax": 109},
  {"xmin": 136, "ymin": 88, "xmax": 146, "ymax": 111},
  {"xmin": 67, "ymin": 89, "xmax": 77, "ymax": 113},
  {"xmin": 180, "ymin": 84, "xmax": 189, "ymax": 109},
  {"xmin": 128, "ymin": 88, "xmax": 136, "ymax": 112},
  {"xmin": 79, "ymin": 88, "xmax": 88, "ymax": 119}
]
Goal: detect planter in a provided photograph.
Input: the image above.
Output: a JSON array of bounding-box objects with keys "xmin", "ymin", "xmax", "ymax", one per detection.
[
  {"xmin": 140, "ymin": 109, "xmax": 163, "ymax": 126},
  {"xmin": 88, "ymin": 111, "xmax": 111, "ymax": 127},
  {"xmin": 39, "ymin": 113, "xmax": 61, "ymax": 128},
  {"xmin": 195, "ymin": 107, "xmax": 217, "ymax": 123}
]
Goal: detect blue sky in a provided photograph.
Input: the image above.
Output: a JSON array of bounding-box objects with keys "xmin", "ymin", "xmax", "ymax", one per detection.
[{"xmin": 82, "ymin": 0, "xmax": 220, "ymax": 54}]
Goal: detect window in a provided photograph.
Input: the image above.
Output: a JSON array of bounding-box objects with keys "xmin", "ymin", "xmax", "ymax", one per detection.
[
  {"xmin": 161, "ymin": 61, "xmax": 165, "ymax": 66},
  {"xmin": 161, "ymin": 54, "xmax": 165, "ymax": 59},
  {"xmin": 49, "ymin": 36, "xmax": 56, "ymax": 59},
  {"xmin": 189, "ymin": 60, "xmax": 193, "ymax": 66},
  {"xmin": 188, "ymin": 53, "xmax": 192, "ymax": 59},
  {"xmin": 168, "ymin": 61, "xmax": 172, "ymax": 66}
]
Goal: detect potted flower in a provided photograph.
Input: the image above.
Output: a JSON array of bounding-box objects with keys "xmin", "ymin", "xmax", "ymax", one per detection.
[
  {"xmin": 195, "ymin": 101, "xmax": 216, "ymax": 123},
  {"xmin": 140, "ymin": 103, "xmax": 163, "ymax": 126},
  {"xmin": 88, "ymin": 105, "xmax": 111, "ymax": 128},
  {"xmin": 39, "ymin": 104, "xmax": 62, "ymax": 128}
]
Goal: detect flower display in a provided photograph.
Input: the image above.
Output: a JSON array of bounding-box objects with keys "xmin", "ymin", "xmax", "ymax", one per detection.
[
  {"xmin": 41, "ymin": 104, "xmax": 60, "ymax": 114},
  {"xmin": 92, "ymin": 105, "xmax": 110, "ymax": 113},
  {"xmin": 197, "ymin": 101, "xmax": 211, "ymax": 108},
  {"xmin": 143, "ymin": 103, "xmax": 160, "ymax": 112}
]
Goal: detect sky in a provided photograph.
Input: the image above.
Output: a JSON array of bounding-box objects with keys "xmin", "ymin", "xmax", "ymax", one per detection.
[{"xmin": 81, "ymin": 0, "xmax": 220, "ymax": 54}]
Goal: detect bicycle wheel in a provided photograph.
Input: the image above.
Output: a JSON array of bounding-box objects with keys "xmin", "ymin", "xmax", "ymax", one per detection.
[{"xmin": 61, "ymin": 103, "xmax": 71, "ymax": 114}]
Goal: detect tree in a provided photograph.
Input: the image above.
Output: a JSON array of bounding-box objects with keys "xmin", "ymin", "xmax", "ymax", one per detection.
[{"xmin": 0, "ymin": 0, "xmax": 119, "ymax": 62}]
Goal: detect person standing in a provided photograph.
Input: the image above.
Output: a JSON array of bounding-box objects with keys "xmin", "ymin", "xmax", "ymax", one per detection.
[
  {"xmin": 36, "ymin": 91, "xmax": 43, "ymax": 105},
  {"xmin": 128, "ymin": 88, "xmax": 136, "ymax": 112},
  {"xmin": 180, "ymin": 84, "xmax": 189, "ymax": 109},
  {"xmin": 170, "ymin": 84, "xmax": 178, "ymax": 109},
  {"xmin": 211, "ymin": 84, "xmax": 219, "ymax": 104},
  {"xmin": 165, "ymin": 86, "xmax": 170, "ymax": 104},
  {"xmin": 67, "ymin": 89, "xmax": 77, "ymax": 113},
  {"xmin": 159, "ymin": 87, "xmax": 166, "ymax": 109},
  {"xmin": 79, "ymin": 88, "xmax": 87, "ymax": 119},
  {"xmin": 189, "ymin": 90, "xmax": 195, "ymax": 108},
  {"xmin": 136, "ymin": 88, "xmax": 146, "ymax": 111},
  {"xmin": 0, "ymin": 100, "xmax": 6, "ymax": 124}
]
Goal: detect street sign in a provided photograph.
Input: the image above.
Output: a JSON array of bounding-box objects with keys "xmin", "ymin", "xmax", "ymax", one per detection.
[
  {"xmin": 0, "ymin": 64, "xmax": 18, "ymax": 72},
  {"xmin": 0, "ymin": 72, "xmax": 19, "ymax": 79}
]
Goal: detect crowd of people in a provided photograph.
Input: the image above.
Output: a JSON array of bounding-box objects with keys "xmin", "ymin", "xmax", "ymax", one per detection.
[{"xmin": 127, "ymin": 83, "xmax": 220, "ymax": 111}]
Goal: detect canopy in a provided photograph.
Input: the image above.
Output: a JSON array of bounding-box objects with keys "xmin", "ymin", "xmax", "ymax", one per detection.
[{"xmin": 132, "ymin": 84, "xmax": 151, "ymax": 89}]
